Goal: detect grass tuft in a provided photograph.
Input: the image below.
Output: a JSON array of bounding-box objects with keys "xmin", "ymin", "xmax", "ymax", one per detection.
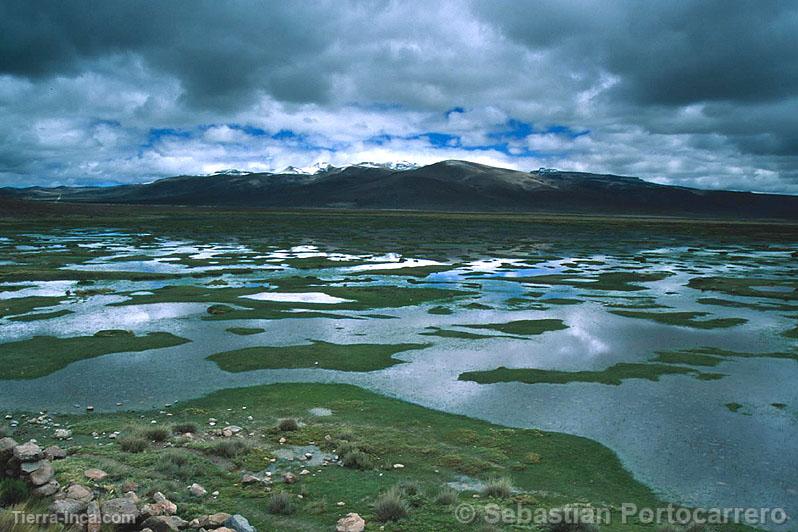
[
  {"xmin": 118, "ymin": 434, "xmax": 149, "ymax": 453},
  {"xmin": 481, "ymin": 477, "xmax": 513, "ymax": 498},
  {"xmin": 0, "ymin": 478, "xmax": 30, "ymax": 506},
  {"xmin": 172, "ymin": 422, "xmax": 198, "ymax": 434},
  {"xmin": 143, "ymin": 427, "xmax": 170, "ymax": 442},
  {"xmin": 341, "ymin": 449, "xmax": 373, "ymax": 469},
  {"xmin": 267, "ymin": 492, "xmax": 296, "ymax": 515},
  {"xmin": 277, "ymin": 418, "xmax": 299, "ymax": 431},
  {"xmin": 434, "ymin": 486, "xmax": 458, "ymax": 505},
  {"xmin": 374, "ymin": 486, "xmax": 409, "ymax": 522}
]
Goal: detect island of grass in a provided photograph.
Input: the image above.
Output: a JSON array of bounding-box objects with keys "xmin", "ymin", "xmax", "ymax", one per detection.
[
  {"xmin": 459, "ymin": 362, "xmax": 725, "ymax": 386},
  {"xmin": 226, "ymin": 327, "xmax": 266, "ymax": 336},
  {"xmin": 0, "ymin": 330, "xmax": 190, "ymax": 379},
  {"xmin": 609, "ymin": 310, "xmax": 747, "ymax": 329},
  {"xmin": 110, "ymin": 282, "xmax": 474, "ymax": 321},
  {"xmin": 484, "ymin": 271, "xmax": 672, "ymax": 291},
  {"xmin": 652, "ymin": 347, "xmax": 798, "ymax": 366},
  {"xmin": 688, "ymin": 276, "xmax": 798, "ymax": 301},
  {"xmin": 208, "ymin": 340, "xmax": 430, "ymax": 372},
  {"xmin": 3, "ymin": 382, "xmax": 755, "ymax": 531},
  {"xmin": 457, "ymin": 318, "xmax": 568, "ymax": 336}
]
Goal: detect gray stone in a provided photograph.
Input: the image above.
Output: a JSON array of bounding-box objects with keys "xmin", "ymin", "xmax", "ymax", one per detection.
[
  {"xmin": 100, "ymin": 496, "xmax": 141, "ymax": 524},
  {"xmin": 86, "ymin": 501, "xmax": 102, "ymax": 532},
  {"xmin": 0, "ymin": 437, "xmax": 18, "ymax": 461},
  {"xmin": 13, "ymin": 441, "xmax": 42, "ymax": 462},
  {"xmin": 66, "ymin": 484, "xmax": 94, "ymax": 502},
  {"xmin": 32, "ymin": 479, "xmax": 60, "ymax": 497},
  {"xmin": 29, "ymin": 460, "xmax": 55, "ymax": 485},
  {"xmin": 224, "ymin": 514, "xmax": 257, "ymax": 532},
  {"xmin": 50, "ymin": 498, "xmax": 88, "ymax": 518},
  {"xmin": 44, "ymin": 445, "xmax": 67, "ymax": 460},
  {"xmin": 20, "ymin": 459, "xmax": 45, "ymax": 473},
  {"xmin": 336, "ymin": 513, "xmax": 366, "ymax": 532},
  {"xmin": 140, "ymin": 515, "xmax": 189, "ymax": 531}
]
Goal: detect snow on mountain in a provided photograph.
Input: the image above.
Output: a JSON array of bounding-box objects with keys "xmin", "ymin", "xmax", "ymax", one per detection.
[
  {"xmin": 209, "ymin": 169, "xmax": 253, "ymax": 176},
  {"xmin": 279, "ymin": 161, "xmax": 418, "ymax": 175}
]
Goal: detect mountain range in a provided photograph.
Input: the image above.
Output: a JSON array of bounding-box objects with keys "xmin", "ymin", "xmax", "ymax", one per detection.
[{"xmin": 3, "ymin": 160, "xmax": 798, "ymax": 219}]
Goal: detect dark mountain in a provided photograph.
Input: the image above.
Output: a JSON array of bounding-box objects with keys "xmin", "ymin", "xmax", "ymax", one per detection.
[{"xmin": 4, "ymin": 160, "xmax": 798, "ymax": 219}]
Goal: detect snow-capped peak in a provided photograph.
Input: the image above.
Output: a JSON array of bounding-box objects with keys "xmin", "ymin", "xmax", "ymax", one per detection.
[
  {"xmin": 354, "ymin": 161, "xmax": 419, "ymax": 171},
  {"xmin": 209, "ymin": 169, "xmax": 252, "ymax": 176},
  {"xmin": 279, "ymin": 161, "xmax": 418, "ymax": 175}
]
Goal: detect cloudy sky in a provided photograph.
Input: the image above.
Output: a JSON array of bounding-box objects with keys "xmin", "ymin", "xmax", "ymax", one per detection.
[{"xmin": 1, "ymin": 1, "xmax": 797, "ymax": 193}]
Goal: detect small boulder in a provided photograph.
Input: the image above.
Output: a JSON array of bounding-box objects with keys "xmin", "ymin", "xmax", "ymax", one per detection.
[
  {"xmin": 336, "ymin": 512, "xmax": 366, "ymax": 532},
  {"xmin": 44, "ymin": 445, "xmax": 67, "ymax": 460},
  {"xmin": 241, "ymin": 474, "xmax": 259, "ymax": 485},
  {"xmin": 13, "ymin": 441, "xmax": 43, "ymax": 462},
  {"xmin": 224, "ymin": 514, "xmax": 257, "ymax": 532},
  {"xmin": 101, "ymin": 497, "xmax": 141, "ymax": 524},
  {"xmin": 392, "ymin": 463, "xmax": 405, "ymax": 469},
  {"xmin": 53, "ymin": 428, "xmax": 72, "ymax": 440},
  {"xmin": 66, "ymin": 484, "xmax": 94, "ymax": 502},
  {"xmin": 20, "ymin": 459, "xmax": 45, "ymax": 474},
  {"xmin": 0, "ymin": 436, "xmax": 18, "ymax": 460},
  {"xmin": 29, "ymin": 460, "xmax": 55, "ymax": 486},
  {"xmin": 282, "ymin": 472, "xmax": 296, "ymax": 484},
  {"xmin": 84, "ymin": 468, "xmax": 108, "ymax": 481},
  {"xmin": 140, "ymin": 515, "xmax": 188, "ymax": 532},
  {"xmin": 193, "ymin": 512, "xmax": 231, "ymax": 528},
  {"xmin": 51, "ymin": 498, "xmax": 88, "ymax": 518},
  {"xmin": 86, "ymin": 501, "xmax": 102, "ymax": 532},
  {"xmin": 189, "ymin": 482, "xmax": 207, "ymax": 497},
  {"xmin": 32, "ymin": 480, "xmax": 60, "ymax": 497}
]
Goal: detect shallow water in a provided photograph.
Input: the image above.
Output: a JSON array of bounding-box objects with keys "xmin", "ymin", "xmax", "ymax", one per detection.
[{"xmin": 0, "ymin": 226, "xmax": 796, "ymax": 528}]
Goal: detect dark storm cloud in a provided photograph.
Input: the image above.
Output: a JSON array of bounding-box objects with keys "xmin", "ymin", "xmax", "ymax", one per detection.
[{"xmin": 0, "ymin": 0, "xmax": 796, "ymax": 192}]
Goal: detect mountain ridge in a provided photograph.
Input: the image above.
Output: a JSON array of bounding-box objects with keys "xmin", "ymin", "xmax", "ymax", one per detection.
[{"xmin": 3, "ymin": 160, "xmax": 797, "ymax": 220}]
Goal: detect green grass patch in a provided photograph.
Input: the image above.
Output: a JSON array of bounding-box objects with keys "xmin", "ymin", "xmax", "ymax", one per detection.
[
  {"xmin": 226, "ymin": 327, "xmax": 266, "ymax": 336},
  {"xmin": 457, "ymin": 319, "xmax": 568, "ymax": 336},
  {"xmin": 208, "ymin": 340, "xmax": 430, "ymax": 372},
  {"xmin": 0, "ymin": 331, "xmax": 190, "ymax": 379},
  {"xmin": 459, "ymin": 363, "xmax": 723, "ymax": 386},
  {"xmin": 610, "ymin": 310, "xmax": 747, "ymax": 329}
]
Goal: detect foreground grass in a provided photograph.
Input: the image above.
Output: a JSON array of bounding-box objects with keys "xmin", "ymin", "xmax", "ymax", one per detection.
[
  {"xmin": 4, "ymin": 382, "xmax": 755, "ymax": 531},
  {"xmin": 208, "ymin": 340, "xmax": 430, "ymax": 372},
  {"xmin": 0, "ymin": 331, "xmax": 190, "ymax": 379}
]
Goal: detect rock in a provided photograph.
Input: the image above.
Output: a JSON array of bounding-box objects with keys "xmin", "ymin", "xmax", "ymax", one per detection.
[
  {"xmin": 29, "ymin": 460, "xmax": 55, "ymax": 485},
  {"xmin": 140, "ymin": 515, "xmax": 189, "ymax": 531},
  {"xmin": 392, "ymin": 463, "xmax": 405, "ymax": 469},
  {"xmin": 86, "ymin": 501, "xmax": 101, "ymax": 532},
  {"xmin": 86, "ymin": 406, "xmax": 94, "ymax": 412},
  {"xmin": 299, "ymin": 469, "xmax": 310, "ymax": 475},
  {"xmin": 216, "ymin": 528, "xmax": 236, "ymax": 532},
  {"xmin": 282, "ymin": 472, "xmax": 296, "ymax": 484},
  {"xmin": 142, "ymin": 492, "xmax": 177, "ymax": 516},
  {"xmin": 51, "ymin": 498, "xmax": 88, "ymax": 518},
  {"xmin": 224, "ymin": 514, "xmax": 257, "ymax": 532},
  {"xmin": 194, "ymin": 512, "xmax": 231, "ymax": 528},
  {"xmin": 222, "ymin": 425, "xmax": 242, "ymax": 437},
  {"xmin": 21, "ymin": 459, "xmax": 45, "ymax": 473},
  {"xmin": 84, "ymin": 468, "xmax": 108, "ymax": 481},
  {"xmin": 278, "ymin": 437, "xmax": 286, "ymax": 444},
  {"xmin": 124, "ymin": 490, "xmax": 140, "ymax": 503},
  {"xmin": 101, "ymin": 497, "xmax": 141, "ymax": 524},
  {"xmin": 66, "ymin": 484, "xmax": 94, "ymax": 502},
  {"xmin": 44, "ymin": 445, "xmax": 67, "ymax": 460},
  {"xmin": 13, "ymin": 441, "xmax": 43, "ymax": 461},
  {"xmin": 53, "ymin": 428, "xmax": 72, "ymax": 440},
  {"xmin": 241, "ymin": 474, "xmax": 259, "ymax": 485},
  {"xmin": 336, "ymin": 512, "xmax": 366, "ymax": 532},
  {"xmin": 0, "ymin": 436, "xmax": 18, "ymax": 460},
  {"xmin": 189, "ymin": 483, "xmax": 207, "ymax": 497},
  {"xmin": 32, "ymin": 480, "xmax": 60, "ymax": 497}
]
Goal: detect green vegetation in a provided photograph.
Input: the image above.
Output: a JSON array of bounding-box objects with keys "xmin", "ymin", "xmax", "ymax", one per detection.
[
  {"xmin": 208, "ymin": 340, "xmax": 430, "ymax": 372},
  {"xmin": 0, "ymin": 331, "xmax": 190, "ymax": 379},
  {"xmin": 460, "ymin": 363, "xmax": 724, "ymax": 386},
  {"xmin": 652, "ymin": 347, "xmax": 798, "ymax": 366},
  {"xmin": 0, "ymin": 296, "xmax": 65, "ymax": 319},
  {"xmin": 226, "ymin": 327, "xmax": 266, "ymax": 336},
  {"xmin": 490, "ymin": 271, "xmax": 673, "ymax": 291},
  {"xmin": 610, "ymin": 310, "xmax": 747, "ymax": 329},
  {"xmin": 419, "ymin": 327, "xmax": 496, "ymax": 340},
  {"xmin": 725, "ymin": 402, "xmax": 744, "ymax": 413},
  {"xmin": 481, "ymin": 476, "xmax": 513, "ymax": 498},
  {"xmin": 427, "ymin": 305, "xmax": 453, "ymax": 315},
  {"xmin": 688, "ymin": 276, "xmax": 798, "ymax": 301},
  {"xmin": 7, "ymin": 309, "xmax": 74, "ymax": 322},
  {"xmin": 458, "ymin": 318, "xmax": 568, "ymax": 336}
]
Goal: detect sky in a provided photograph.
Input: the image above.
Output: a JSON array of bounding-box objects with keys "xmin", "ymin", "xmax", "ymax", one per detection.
[{"xmin": 1, "ymin": 1, "xmax": 797, "ymax": 193}]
